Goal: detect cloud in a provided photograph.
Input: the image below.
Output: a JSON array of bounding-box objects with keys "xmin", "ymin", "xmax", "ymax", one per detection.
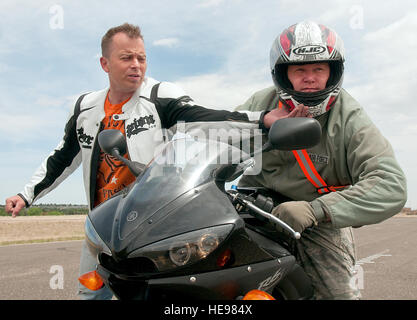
[
  {"xmin": 152, "ymin": 37, "xmax": 180, "ymax": 48},
  {"xmin": 197, "ymin": 0, "xmax": 225, "ymax": 8},
  {"xmin": 174, "ymin": 69, "xmax": 271, "ymax": 110},
  {"xmin": 0, "ymin": 93, "xmax": 78, "ymax": 144},
  {"xmin": 362, "ymin": 11, "xmax": 417, "ymax": 70},
  {"xmin": 34, "ymin": 94, "xmax": 76, "ymax": 108},
  {"xmin": 347, "ymin": 11, "xmax": 417, "ymax": 115}
]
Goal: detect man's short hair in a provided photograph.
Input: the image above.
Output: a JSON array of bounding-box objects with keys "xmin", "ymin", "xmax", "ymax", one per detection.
[{"xmin": 101, "ymin": 23, "xmax": 143, "ymax": 58}]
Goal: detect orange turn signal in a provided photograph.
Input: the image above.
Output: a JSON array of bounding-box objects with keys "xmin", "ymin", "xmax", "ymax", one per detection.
[
  {"xmin": 217, "ymin": 249, "xmax": 232, "ymax": 268},
  {"xmin": 78, "ymin": 270, "xmax": 104, "ymax": 291},
  {"xmin": 242, "ymin": 289, "xmax": 275, "ymax": 300}
]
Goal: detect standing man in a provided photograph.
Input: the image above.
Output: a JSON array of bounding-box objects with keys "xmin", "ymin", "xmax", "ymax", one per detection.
[
  {"xmin": 236, "ymin": 21, "xmax": 407, "ymax": 299},
  {"xmin": 4, "ymin": 23, "xmax": 280, "ymax": 299}
]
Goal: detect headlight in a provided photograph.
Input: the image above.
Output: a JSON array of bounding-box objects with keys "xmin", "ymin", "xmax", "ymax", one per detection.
[
  {"xmin": 131, "ymin": 224, "xmax": 233, "ymax": 271},
  {"xmin": 85, "ymin": 216, "xmax": 112, "ymax": 258}
]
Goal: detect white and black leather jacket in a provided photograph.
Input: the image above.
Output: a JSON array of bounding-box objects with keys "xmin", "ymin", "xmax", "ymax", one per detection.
[{"xmin": 19, "ymin": 77, "xmax": 261, "ymax": 209}]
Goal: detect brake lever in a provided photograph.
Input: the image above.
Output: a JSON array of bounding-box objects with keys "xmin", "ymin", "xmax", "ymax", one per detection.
[{"xmin": 238, "ymin": 197, "xmax": 301, "ymax": 240}]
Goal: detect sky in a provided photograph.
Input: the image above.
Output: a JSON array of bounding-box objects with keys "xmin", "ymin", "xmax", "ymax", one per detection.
[{"xmin": 1, "ymin": 0, "xmax": 416, "ymax": 209}]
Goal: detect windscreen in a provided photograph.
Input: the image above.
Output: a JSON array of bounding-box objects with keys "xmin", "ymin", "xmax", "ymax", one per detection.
[{"xmin": 118, "ymin": 137, "xmax": 246, "ymax": 230}]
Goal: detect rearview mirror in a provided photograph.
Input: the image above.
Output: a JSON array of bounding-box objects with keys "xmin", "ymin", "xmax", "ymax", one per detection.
[
  {"xmin": 98, "ymin": 129, "xmax": 127, "ymax": 157},
  {"xmin": 263, "ymin": 118, "xmax": 321, "ymax": 152},
  {"xmin": 98, "ymin": 129, "xmax": 145, "ymax": 177}
]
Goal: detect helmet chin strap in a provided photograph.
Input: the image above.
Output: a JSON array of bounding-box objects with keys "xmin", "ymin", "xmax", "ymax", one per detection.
[
  {"xmin": 280, "ymin": 93, "xmax": 337, "ymax": 118},
  {"xmin": 306, "ymin": 97, "xmax": 332, "ymax": 117}
]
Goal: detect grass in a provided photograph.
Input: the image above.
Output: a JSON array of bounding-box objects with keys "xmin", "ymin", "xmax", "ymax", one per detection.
[
  {"xmin": 0, "ymin": 214, "xmax": 86, "ymax": 246},
  {"xmin": 0, "ymin": 205, "xmax": 88, "ymax": 216}
]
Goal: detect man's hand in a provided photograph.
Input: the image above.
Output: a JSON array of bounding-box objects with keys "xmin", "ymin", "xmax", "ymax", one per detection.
[
  {"xmin": 271, "ymin": 201, "xmax": 318, "ymax": 233},
  {"xmin": 5, "ymin": 195, "xmax": 26, "ymax": 218},
  {"xmin": 263, "ymin": 104, "xmax": 311, "ymax": 128}
]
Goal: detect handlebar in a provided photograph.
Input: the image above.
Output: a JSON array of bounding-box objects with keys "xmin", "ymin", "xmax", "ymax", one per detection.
[{"xmin": 231, "ymin": 193, "xmax": 301, "ymax": 240}]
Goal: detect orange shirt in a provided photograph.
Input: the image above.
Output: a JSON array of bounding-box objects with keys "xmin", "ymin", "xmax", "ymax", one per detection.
[{"xmin": 94, "ymin": 94, "xmax": 136, "ymax": 207}]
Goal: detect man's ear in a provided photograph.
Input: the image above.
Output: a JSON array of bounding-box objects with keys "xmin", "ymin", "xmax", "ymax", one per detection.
[{"xmin": 100, "ymin": 56, "xmax": 109, "ymax": 73}]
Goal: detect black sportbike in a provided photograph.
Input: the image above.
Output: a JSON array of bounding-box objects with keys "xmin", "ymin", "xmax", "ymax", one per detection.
[{"xmin": 80, "ymin": 118, "xmax": 321, "ymax": 300}]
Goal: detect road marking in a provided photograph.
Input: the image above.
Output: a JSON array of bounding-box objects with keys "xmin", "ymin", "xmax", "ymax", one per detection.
[
  {"xmin": 0, "ymin": 268, "xmax": 44, "ymax": 281},
  {"xmin": 351, "ymin": 249, "xmax": 392, "ymax": 290},
  {"xmin": 357, "ymin": 249, "xmax": 392, "ymax": 265}
]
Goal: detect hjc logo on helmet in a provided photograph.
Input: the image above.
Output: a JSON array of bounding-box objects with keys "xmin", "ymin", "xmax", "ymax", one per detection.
[{"xmin": 293, "ymin": 45, "xmax": 326, "ymax": 55}]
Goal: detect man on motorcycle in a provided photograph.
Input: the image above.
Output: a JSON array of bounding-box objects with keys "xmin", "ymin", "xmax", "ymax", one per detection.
[
  {"xmin": 236, "ymin": 21, "xmax": 407, "ymax": 299},
  {"xmin": 4, "ymin": 23, "xmax": 282, "ymax": 300}
]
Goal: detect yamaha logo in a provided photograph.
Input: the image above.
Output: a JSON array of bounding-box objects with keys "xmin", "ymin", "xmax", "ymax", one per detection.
[
  {"xmin": 293, "ymin": 45, "xmax": 326, "ymax": 55},
  {"xmin": 126, "ymin": 211, "xmax": 138, "ymax": 222}
]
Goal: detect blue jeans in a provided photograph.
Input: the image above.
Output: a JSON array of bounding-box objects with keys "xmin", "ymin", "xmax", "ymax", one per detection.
[{"xmin": 77, "ymin": 240, "xmax": 114, "ymax": 300}]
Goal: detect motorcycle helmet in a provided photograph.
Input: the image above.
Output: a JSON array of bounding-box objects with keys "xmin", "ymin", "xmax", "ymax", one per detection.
[{"xmin": 270, "ymin": 21, "xmax": 345, "ymax": 117}]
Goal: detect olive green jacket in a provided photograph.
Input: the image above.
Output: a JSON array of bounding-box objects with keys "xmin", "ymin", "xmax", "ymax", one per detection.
[{"xmin": 235, "ymin": 87, "xmax": 407, "ymax": 228}]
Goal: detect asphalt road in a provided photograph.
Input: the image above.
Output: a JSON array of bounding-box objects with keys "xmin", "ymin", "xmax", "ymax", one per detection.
[
  {"xmin": 0, "ymin": 240, "xmax": 82, "ymax": 300},
  {"xmin": 353, "ymin": 216, "xmax": 417, "ymax": 300},
  {"xmin": 0, "ymin": 216, "xmax": 416, "ymax": 300}
]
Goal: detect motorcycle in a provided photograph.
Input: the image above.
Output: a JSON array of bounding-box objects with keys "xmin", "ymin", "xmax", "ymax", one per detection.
[{"xmin": 79, "ymin": 118, "xmax": 321, "ymax": 300}]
